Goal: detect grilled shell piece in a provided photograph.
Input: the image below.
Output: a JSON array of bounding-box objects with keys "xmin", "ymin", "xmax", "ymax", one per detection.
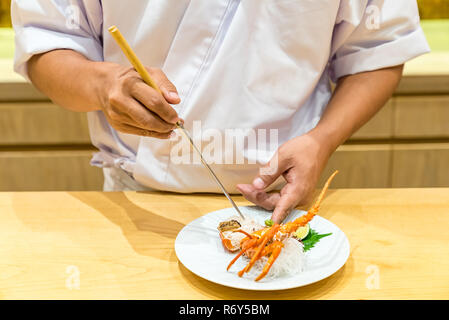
[{"xmin": 217, "ymin": 220, "xmax": 241, "ymax": 232}]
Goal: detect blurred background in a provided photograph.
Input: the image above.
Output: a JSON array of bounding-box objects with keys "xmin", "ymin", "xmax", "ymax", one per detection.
[{"xmin": 0, "ymin": 0, "xmax": 448, "ymax": 191}]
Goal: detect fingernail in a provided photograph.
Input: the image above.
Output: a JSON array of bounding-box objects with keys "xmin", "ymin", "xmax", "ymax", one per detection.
[
  {"xmin": 169, "ymin": 91, "xmax": 179, "ymax": 101},
  {"xmin": 169, "ymin": 131, "xmax": 177, "ymax": 139},
  {"xmin": 252, "ymin": 177, "xmax": 265, "ymax": 189}
]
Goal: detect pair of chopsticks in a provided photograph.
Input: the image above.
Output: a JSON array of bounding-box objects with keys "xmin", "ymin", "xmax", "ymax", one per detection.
[{"xmin": 108, "ymin": 25, "xmax": 246, "ymax": 220}]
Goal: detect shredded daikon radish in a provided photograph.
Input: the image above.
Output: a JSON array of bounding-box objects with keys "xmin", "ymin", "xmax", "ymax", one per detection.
[{"xmin": 245, "ymin": 238, "xmax": 305, "ymax": 280}]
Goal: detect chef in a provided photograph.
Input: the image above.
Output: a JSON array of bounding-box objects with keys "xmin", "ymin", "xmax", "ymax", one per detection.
[{"xmin": 12, "ymin": 0, "xmax": 429, "ymax": 223}]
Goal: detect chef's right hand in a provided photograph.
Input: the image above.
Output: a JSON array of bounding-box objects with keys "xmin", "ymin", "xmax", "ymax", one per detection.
[{"xmin": 101, "ymin": 64, "xmax": 182, "ymax": 138}]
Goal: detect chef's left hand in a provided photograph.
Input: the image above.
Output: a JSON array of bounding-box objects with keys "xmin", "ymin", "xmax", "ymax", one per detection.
[{"xmin": 236, "ymin": 132, "xmax": 332, "ymax": 224}]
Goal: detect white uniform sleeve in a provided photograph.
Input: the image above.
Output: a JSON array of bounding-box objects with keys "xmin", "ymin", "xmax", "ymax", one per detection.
[
  {"xmin": 329, "ymin": 0, "xmax": 430, "ymax": 82},
  {"xmin": 11, "ymin": 0, "xmax": 103, "ymax": 80}
]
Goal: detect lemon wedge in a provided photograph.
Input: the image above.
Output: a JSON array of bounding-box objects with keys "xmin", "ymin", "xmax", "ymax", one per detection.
[{"xmin": 294, "ymin": 224, "xmax": 310, "ymax": 240}]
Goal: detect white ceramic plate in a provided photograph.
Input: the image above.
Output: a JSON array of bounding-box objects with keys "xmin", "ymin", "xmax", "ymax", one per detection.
[{"xmin": 175, "ymin": 206, "xmax": 350, "ymax": 291}]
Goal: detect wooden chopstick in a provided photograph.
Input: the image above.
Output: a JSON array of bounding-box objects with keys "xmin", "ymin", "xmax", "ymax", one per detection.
[
  {"xmin": 108, "ymin": 25, "xmax": 183, "ymax": 128},
  {"xmin": 108, "ymin": 25, "xmax": 162, "ymax": 95}
]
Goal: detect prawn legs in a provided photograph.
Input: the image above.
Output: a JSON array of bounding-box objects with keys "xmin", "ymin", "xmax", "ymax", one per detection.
[{"xmin": 227, "ymin": 170, "xmax": 338, "ymax": 281}]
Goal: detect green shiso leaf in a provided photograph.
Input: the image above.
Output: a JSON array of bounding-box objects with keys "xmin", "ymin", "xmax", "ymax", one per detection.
[{"xmin": 301, "ymin": 228, "xmax": 332, "ymax": 252}]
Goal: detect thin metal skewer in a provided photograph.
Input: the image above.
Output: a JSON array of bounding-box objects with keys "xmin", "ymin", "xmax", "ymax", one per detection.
[{"xmin": 176, "ymin": 123, "xmax": 246, "ymax": 220}]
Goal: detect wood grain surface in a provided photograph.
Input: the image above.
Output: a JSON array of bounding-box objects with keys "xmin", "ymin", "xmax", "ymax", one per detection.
[
  {"xmin": 0, "ymin": 102, "xmax": 91, "ymax": 145},
  {"xmin": 0, "ymin": 150, "xmax": 104, "ymax": 191},
  {"xmin": 0, "ymin": 189, "xmax": 448, "ymax": 299},
  {"xmin": 394, "ymin": 96, "xmax": 449, "ymax": 138}
]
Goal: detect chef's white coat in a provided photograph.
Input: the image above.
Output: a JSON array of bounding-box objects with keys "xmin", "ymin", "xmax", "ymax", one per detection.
[{"xmin": 12, "ymin": 0, "xmax": 429, "ymax": 193}]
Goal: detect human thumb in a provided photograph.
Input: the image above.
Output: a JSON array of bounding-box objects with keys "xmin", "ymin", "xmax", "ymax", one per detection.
[{"xmin": 252, "ymin": 152, "xmax": 287, "ymax": 190}]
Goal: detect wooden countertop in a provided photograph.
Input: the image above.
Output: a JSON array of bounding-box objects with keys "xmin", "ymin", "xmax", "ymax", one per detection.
[{"xmin": 0, "ymin": 189, "xmax": 448, "ymax": 299}]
